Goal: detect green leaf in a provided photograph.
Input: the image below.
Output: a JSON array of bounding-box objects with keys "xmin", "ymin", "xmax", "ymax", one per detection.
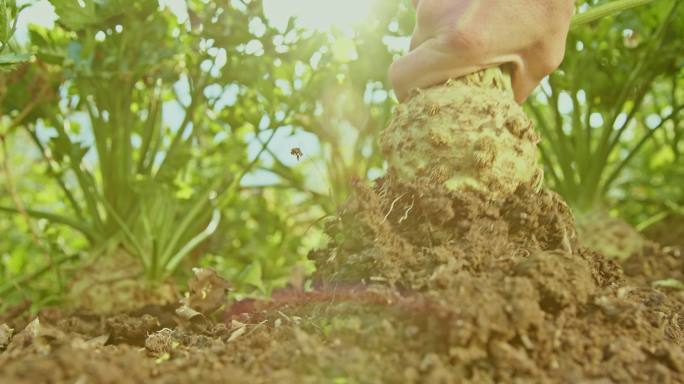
[
  {"xmin": 238, "ymin": 260, "xmax": 265, "ymax": 292},
  {"xmin": 0, "ymin": 52, "xmax": 31, "ymax": 65},
  {"xmin": 652, "ymin": 279, "xmax": 684, "ymax": 290},
  {"xmin": 7, "ymin": 243, "xmax": 28, "ymax": 274},
  {"xmin": 649, "ymin": 146, "xmax": 675, "ymax": 169},
  {"xmin": 571, "ymin": 0, "xmax": 658, "ymax": 30},
  {"xmin": 49, "ymin": 0, "xmax": 97, "ymax": 31},
  {"xmin": 332, "ymin": 37, "xmax": 357, "ymax": 63},
  {"xmin": 0, "ymin": 205, "xmax": 97, "ymax": 240},
  {"xmin": 155, "ymin": 143, "xmax": 192, "ymax": 183},
  {"xmin": 47, "ymin": 124, "xmax": 89, "ymax": 163},
  {"xmin": 163, "ymin": 209, "xmax": 222, "ymax": 275},
  {"xmin": 0, "ymin": 0, "xmax": 10, "ymax": 44}
]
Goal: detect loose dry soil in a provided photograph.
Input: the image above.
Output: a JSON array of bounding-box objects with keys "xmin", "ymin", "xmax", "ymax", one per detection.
[{"xmin": 1, "ymin": 71, "xmax": 683, "ymax": 383}]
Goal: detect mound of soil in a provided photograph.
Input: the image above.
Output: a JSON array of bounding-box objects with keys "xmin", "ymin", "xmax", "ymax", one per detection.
[
  {"xmin": 2, "ymin": 70, "xmax": 683, "ymax": 383},
  {"xmin": 644, "ymin": 215, "xmax": 684, "ymax": 249},
  {"xmin": 577, "ymin": 211, "xmax": 648, "ymax": 261},
  {"xmin": 2, "ymin": 178, "xmax": 682, "ymax": 383}
]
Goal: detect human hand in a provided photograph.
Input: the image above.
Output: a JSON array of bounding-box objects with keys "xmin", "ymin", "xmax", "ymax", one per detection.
[{"xmin": 390, "ymin": 0, "xmax": 574, "ymax": 103}]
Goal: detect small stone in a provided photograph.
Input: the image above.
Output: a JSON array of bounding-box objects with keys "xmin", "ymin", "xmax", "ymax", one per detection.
[{"xmin": 0, "ymin": 323, "xmax": 13, "ymax": 349}]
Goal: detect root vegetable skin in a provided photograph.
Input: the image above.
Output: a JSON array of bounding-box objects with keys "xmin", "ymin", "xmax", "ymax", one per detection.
[{"xmin": 382, "ymin": 68, "xmax": 542, "ymax": 200}]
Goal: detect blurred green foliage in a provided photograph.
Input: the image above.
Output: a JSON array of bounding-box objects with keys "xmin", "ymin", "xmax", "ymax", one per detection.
[
  {"xmin": 528, "ymin": 0, "xmax": 684, "ymax": 216},
  {"xmin": 0, "ymin": 0, "xmax": 682, "ymax": 310},
  {"xmin": 0, "ymin": 0, "xmax": 413, "ymax": 308},
  {"xmin": 0, "ymin": 0, "xmax": 31, "ymax": 66}
]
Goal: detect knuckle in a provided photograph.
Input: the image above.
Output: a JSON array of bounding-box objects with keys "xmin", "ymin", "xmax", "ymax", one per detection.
[
  {"xmin": 529, "ymin": 38, "xmax": 566, "ymax": 76},
  {"xmin": 539, "ymin": 46, "xmax": 566, "ymax": 74},
  {"xmin": 444, "ymin": 24, "xmax": 486, "ymax": 56}
]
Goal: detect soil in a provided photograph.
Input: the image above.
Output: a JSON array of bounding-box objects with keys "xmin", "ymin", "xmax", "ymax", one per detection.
[
  {"xmin": 2, "ymin": 71, "xmax": 684, "ymax": 383},
  {"xmin": 577, "ymin": 211, "xmax": 648, "ymax": 261},
  {"xmin": 643, "ymin": 215, "xmax": 684, "ymax": 249},
  {"xmin": 1, "ymin": 180, "xmax": 682, "ymax": 384}
]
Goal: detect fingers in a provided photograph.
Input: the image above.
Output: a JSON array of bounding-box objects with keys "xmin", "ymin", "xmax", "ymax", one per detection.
[
  {"xmin": 390, "ymin": 36, "xmax": 488, "ymax": 102},
  {"xmin": 512, "ymin": 38, "xmax": 568, "ymax": 103},
  {"xmin": 392, "ymin": 33, "xmax": 542, "ymax": 104},
  {"xmin": 393, "ymin": 36, "xmax": 542, "ymax": 103},
  {"xmin": 395, "ymin": 0, "xmax": 572, "ymax": 104},
  {"xmin": 511, "ymin": 71, "xmax": 542, "ymax": 104},
  {"xmin": 410, "ymin": 29, "xmax": 425, "ymax": 51}
]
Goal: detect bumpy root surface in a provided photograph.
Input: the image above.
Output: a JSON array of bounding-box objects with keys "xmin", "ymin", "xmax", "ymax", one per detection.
[{"xmin": 381, "ymin": 68, "xmax": 542, "ymax": 200}]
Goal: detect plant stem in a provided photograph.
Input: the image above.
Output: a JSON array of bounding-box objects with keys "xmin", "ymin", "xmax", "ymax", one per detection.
[
  {"xmin": 50, "ymin": 114, "xmax": 105, "ymax": 232},
  {"xmin": 527, "ymin": 102, "xmax": 573, "ymax": 198},
  {"xmin": 580, "ymin": 1, "xmax": 678, "ymax": 208},
  {"xmin": 0, "ymin": 135, "xmax": 42, "ymax": 244},
  {"xmin": 24, "ymin": 127, "xmax": 84, "ymax": 222},
  {"xmin": 0, "ymin": 254, "xmax": 78, "ymax": 297},
  {"xmin": 570, "ymin": 0, "xmax": 658, "ymax": 30},
  {"xmin": 601, "ymin": 104, "xmax": 684, "ymax": 195},
  {"xmin": 0, "ymin": 132, "xmax": 64, "ymax": 295},
  {"xmin": 0, "ymin": 205, "xmax": 97, "ymax": 239}
]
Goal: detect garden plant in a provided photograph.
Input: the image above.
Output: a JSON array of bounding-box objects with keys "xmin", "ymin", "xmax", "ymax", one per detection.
[{"xmin": 0, "ymin": 0, "xmax": 683, "ymax": 382}]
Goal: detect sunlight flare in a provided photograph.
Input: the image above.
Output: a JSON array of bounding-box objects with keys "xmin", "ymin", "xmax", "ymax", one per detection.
[{"xmin": 263, "ymin": 0, "xmax": 379, "ymax": 33}]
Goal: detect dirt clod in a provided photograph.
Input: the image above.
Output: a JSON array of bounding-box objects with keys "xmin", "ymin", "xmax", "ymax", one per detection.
[
  {"xmin": 106, "ymin": 314, "xmax": 161, "ymax": 345},
  {"xmin": 0, "ymin": 324, "xmax": 12, "ymax": 350},
  {"xmin": 2, "ymin": 69, "xmax": 683, "ymax": 383}
]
